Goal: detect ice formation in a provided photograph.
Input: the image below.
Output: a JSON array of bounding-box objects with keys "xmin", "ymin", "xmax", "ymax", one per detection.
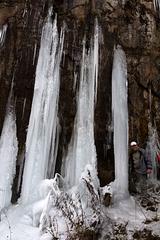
[
  {"xmin": 154, "ymin": 0, "xmax": 160, "ymax": 12},
  {"xmin": 146, "ymin": 124, "xmax": 160, "ymax": 180},
  {"xmin": 112, "ymin": 45, "xmax": 129, "ymax": 201},
  {"xmin": 63, "ymin": 19, "xmax": 99, "ymax": 188},
  {"xmin": 0, "ymin": 24, "xmax": 7, "ymax": 46},
  {"xmin": 21, "ymin": 13, "xmax": 64, "ymax": 204},
  {"xmin": 40, "ymin": 165, "xmax": 100, "ymax": 240},
  {"xmin": 0, "ymin": 90, "xmax": 18, "ymax": 210}
]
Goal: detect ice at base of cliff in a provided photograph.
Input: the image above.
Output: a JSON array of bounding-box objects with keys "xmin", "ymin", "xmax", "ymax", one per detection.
[
  {"xmin": 0, "ymin": 188, "xmax": 159, "ymax": 240},
  {"xmin": 112, "ymin": 45, "xmax": 129, "ymax": 201},
  {"xmin": 0, "ymin": 166, "xmax": 160, "ymax": 240},
  {"xmin": 0, "ymin": 165, "xmax": 100, "ymax": 240},
  {"xmin": 0, "ymin": 93, "xmax": 18, "ymax": 210},
  {"xmin": 63, "ymin": 19, "xmax": 99, "ymax": 188}
]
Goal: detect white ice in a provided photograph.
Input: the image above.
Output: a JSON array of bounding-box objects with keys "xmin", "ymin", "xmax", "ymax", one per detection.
[
  {"xmin": 40, "ymin": 164, "xmax": 100, "ymax": 240},
  {"xmin": 63, "ymin": 19, "xmax": 99, "ymax": 188},
  {"xmin": 112, "ymin": 45, "xmax": 129, "ymax": 201},
  {"xmin": 146, "ymin": 124, "xmax": 160, "ymax": 180},
  {"xmin": 0, "ymin": 175, "xmax": 64, "ymax": 240},
  {"xmin": 0, "ymin": 91, "xmax": 18, "ymax": 210},
  {"xmin": 21, "ymin": 13, "xmax": 64, "ymax": 204},
  {"xmin": 154, "ymin": 0, "xmax": 160, "ymax": 12},
  {"xmin": 0, "ymin": 24, "xmax": 7, "ymax": 46}
]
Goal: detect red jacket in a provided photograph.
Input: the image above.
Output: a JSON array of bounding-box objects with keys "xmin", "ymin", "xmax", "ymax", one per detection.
[{"xmin": 157, "ymin": 153, "xmax": 160, "ymax": 163}]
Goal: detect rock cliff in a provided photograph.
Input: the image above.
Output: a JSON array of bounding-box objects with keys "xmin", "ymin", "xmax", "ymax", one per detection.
[{"xmin": 0, "ymin": 0, "xmax": 160, "ymax": 198}]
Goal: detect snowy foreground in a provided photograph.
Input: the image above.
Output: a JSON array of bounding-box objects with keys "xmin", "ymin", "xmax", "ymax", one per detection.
[
  {"xmin": 0, "ymin": 168, "xmax": 159, "ymax": 240},
  {"xmin": 100, "ymin": 181, "xmax": 160, "ymax": 240}
]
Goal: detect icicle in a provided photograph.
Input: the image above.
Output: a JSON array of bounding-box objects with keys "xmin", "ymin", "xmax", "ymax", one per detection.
[
  {"xmin": 0, "ymin": 24, "xmax": 7, "ymax": 46},
  {"xmin": 0, "ymin": 88, "xmax": 18, "ymax": 210},
  {"xmin": 47, "ymin": 119, "xmax": 61, "ymax": 178},
  {"xmin": 112, "ymin": 45, "xmax": 129, "ymax": 201},
  {"xmin": 21, "ymin": 12, "xmax": 64, "ymax": 204},
  {"xmin": 93, "ymin": 18, "xmax": 99, "ymax": 103},
  {"xmin": 73, "ymin": 71, "xmax": 77, "ymax": 92},
  {"xmin": 63, "ymin": 19, "xmax": 99, "ymax": 188},
  {"xmin": 32, "ymin": 43, "xmax": 37, "ymax": 65},
  {"xmin": 22, "ymin": 98, "xmax": 27, "ymax": 120},
  {"xmin": 146, "ymin": 124, "xmax": 160, "ymax": 180},
  {"xmin": 154, "ymin": 0, "xmax": 160, "ymax": 13}
]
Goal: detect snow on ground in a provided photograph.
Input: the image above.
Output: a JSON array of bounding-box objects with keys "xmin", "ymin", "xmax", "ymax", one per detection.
[
  {"xmin": 0, "ymin": 204, "xmax": 40, "ymax": 240},
  {"xmin": 100, "ymin": 181, "xmax": 160, "ymax": 239},
  {"xmin": 0, "ymin": 166, "xmax": 100, "ymax": 240},
  {"xmin": 106, "ymin": 196, "xmax": 146, "ymax": 224},
  {"xmin": 0, "ymin": 178, "xmax": 159, "ymax": 240},
  {"xmin": 0, "ymin": 178, "xmax": 57, "ymax": 240}
]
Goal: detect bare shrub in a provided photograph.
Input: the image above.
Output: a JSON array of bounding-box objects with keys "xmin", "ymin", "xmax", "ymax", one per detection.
[{"xmin": 41, "ymin": 172, "xmax": 101, "ymax": 240}]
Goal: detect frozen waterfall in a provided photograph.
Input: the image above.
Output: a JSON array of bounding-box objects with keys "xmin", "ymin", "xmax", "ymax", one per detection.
[
  {"xmin": 112, "ymin": 45, "xmax": 129, "ymax": 200},
  {"xmin": 63, "ymin": 20, "xmax": 99, "ymax": 188},
  {"xmin": 21, "ymin": 13, "xmax": 64, "ymax": 204},
  {"xmin": 0, "ymin": 89, "xmax": 18, "ymax": 210}
]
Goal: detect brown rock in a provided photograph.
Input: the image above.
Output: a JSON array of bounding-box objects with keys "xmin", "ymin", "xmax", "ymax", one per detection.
[{"xmin": 0, "ymin": 5, "xmax": 21, "ymax": 25}]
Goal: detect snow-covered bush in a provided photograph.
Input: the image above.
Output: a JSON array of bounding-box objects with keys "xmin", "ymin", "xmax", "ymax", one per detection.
[{"xmin": 40, "ymin": 166, "xmax": 101, "ymax": 239}]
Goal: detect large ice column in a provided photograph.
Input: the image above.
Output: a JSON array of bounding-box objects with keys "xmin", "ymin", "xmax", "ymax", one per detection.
[
  {"xmin": 112, "ymin": 45, "xmax": 129, "ymax": 200},
  {"xmin": 21, "ymin": 13, "xmax": 64, "ymax": 204},
  {"xmin": 0, "ymin": 91, "xmax": 18, "ymax": 210},
  {"xmin": 63, "ymin": 19, "xmax": 99, "ymax": 188},
  {"xmin": 0, "ymin": 24, "xmax": 7, "ymax": 46}
]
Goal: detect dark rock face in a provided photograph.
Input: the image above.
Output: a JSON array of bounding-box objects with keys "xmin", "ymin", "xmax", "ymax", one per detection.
[{"xmin": 0, "ymin": 0, "xmax": 160, "ymax": 196}]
